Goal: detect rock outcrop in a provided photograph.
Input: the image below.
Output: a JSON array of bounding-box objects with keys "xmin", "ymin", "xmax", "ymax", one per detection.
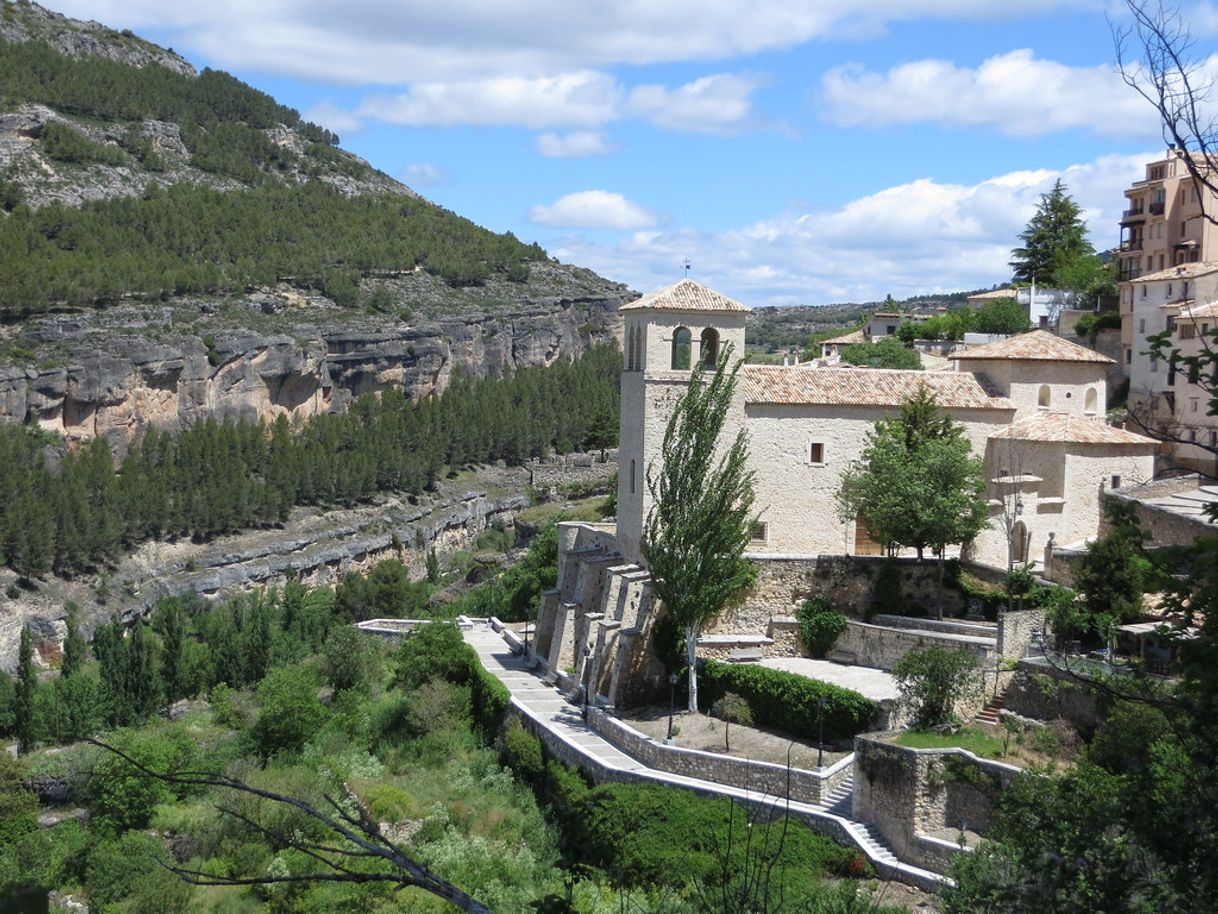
[{"xmin": 0, "ymin": 263, "xmax": 628, "ymax": 448}]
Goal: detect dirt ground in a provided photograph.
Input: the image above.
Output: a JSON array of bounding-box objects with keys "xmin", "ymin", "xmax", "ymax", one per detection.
[
  {"xmin": 843, "ymin": 878, "xmax": 942, "ymax": 912},
  {"xmin": 617, "ymin": 705, "xmax": 852, "ymax": 769}
]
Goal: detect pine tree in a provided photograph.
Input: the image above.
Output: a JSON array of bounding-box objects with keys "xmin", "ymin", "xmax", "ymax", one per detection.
[
  {"xmin": 1009, "ymin": 178, "xmax": 1094, "ymax": 285},
  {"xmin": 15, "ymin": 625, "xmax": 37, "ymax": 754},
  {"xmin": 643, "ymin": 346, "xmax": 756, "ymax": 713}
]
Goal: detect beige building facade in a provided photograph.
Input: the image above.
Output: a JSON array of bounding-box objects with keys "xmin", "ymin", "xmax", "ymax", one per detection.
[
  {"xmin": 1118, "ymin": 150, "xmax": 1218, "ymax": 370},
  {"xmin": 618, "ymin": 281, "xmax": 1157, "ymax": 572}
]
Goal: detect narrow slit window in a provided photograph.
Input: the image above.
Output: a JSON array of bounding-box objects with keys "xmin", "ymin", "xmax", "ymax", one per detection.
[{"xmin": 809, "ymin": 442, "xmax": 825, "ymax": 464}]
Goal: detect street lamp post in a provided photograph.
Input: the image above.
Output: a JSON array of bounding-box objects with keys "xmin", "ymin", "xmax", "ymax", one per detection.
[
  {"xmin": 816, "ymin": 696, "xmax": 827, "ymax": 769},
  {"xmin": 666, "ymin": 671, "xmax": 679, "ymax": 743}
]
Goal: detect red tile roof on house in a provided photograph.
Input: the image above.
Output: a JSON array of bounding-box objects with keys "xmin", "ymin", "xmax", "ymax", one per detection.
[
  {"xmin": 821, "ymin": 329, "xmax": 867, "ymax": 346},
  {"xmin": 988, "ymin": 412, "xmax": 1158, "ymax": 445},
  {"xmin": 742, "ymin": 365, "xmax": 1014, "ymax": 410},
  {"xmin": 1132, "ymin": 261, "xmax": 1218, "ymax": 283},
  {"xmin": 954, "ymin": 330, "xmax": 1113, "ymax": 364},
  {"xmin": 619, "ymin": 278, "xmax": 750, "ymax": 313}
]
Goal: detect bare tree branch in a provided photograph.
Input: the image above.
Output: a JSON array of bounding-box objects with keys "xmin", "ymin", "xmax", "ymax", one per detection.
[{"xmin": 86, "ymin": 738, "xmax": 496, "ymax": 914}]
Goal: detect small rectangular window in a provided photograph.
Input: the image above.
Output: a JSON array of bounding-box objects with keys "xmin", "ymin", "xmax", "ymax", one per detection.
[
  {"xmin": 1193, "ymin": 399, "xmax": 1200, "ymax": 413},
  {"xmin": 1126, "ymin": 349, "xmax": 1132, "ymax": 364},
  {"xmin": 809, "ymin": 442, "xmax": 825, "ymax": 465},
  {"xmin": 749, "ymin": 522, "xmax": 768, "ymax": 543},
  {"xmin": 1111, "ymin": 475, "xmax": 1122, "ymax": 490},
  {"xmin": 1139, "ymin": 319, "xmax": 1146, "ymax": 334}
]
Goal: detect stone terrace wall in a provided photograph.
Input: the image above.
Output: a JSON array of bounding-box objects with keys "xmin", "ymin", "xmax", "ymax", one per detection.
[
  {"xmin": 836, "ymin": 621, "xmax": 997, "ymax": 672},
  {"xmin": 853, "ymin": 733, "xmax": 1021, "ymax": 873},
  {"xmin": 1105, "ymin": 483, "xmax": 1216, "ymax": 548},
  {"xmin": 589, "ymin": 711, "xmax": 852, "ymax": 806},
  {"xmin": 1003, "ymin": 659, "xmax": 1103, "ymax": 736},
  {"xmin": 712, "ymin": 556, "xmax": 979, "ymax": 635},
  {"xmin": 527, "ymin": 450, "xmax": 618, "ymax": 496}
]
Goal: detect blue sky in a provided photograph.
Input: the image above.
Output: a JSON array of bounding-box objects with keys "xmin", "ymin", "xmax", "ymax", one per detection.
[{"xmin": 46, "ymin": 1, "xmax": 1218, "ymax": 306}]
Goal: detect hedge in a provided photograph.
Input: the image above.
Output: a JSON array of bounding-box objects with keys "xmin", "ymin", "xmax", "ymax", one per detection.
[{"xmin": 696, "ymin": 660, "xmax": 877, "ymax": 743}]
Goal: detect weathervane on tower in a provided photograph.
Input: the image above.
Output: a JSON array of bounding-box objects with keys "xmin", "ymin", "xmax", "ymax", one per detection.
[{"xmin": 682, "ymin": 258, "xmax": 692, "ymax": 277}]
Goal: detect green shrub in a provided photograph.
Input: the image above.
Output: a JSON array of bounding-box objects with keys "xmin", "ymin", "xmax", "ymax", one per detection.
[
  {"xmin": 697, "ymin": 660, "xmax": 877, "ymax": 742},
  {"xmin": 892, "ymin": 646, "xmax": 980, "ymax": 728},
  {"xmin": 796, "ymin": 597, "xmax": 848, "ymax": 657},
  {"xmin": 501, "ymin": 718, "xmax": 545, "ymax": 787},
  {"xmin": 88, "ymin": 724, "xmax": 197, "ymax": 834},
  {"xmin": 250, "ymin": 665, "xmax": 326, "ymax": 760},
  {"xmin": 394, "ymin": 622, "xmax": 509, "ymax": 739}
]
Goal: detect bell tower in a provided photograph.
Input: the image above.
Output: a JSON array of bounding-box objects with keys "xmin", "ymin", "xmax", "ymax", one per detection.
[{"xmin": 616, "ymin": 278, "xmax": 750, "ymax": 564}]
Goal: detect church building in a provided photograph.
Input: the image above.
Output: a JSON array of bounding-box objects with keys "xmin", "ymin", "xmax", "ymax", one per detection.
[{"xmin": 617, "ymin": 279, "xmax": 1158, "ymax": 571}]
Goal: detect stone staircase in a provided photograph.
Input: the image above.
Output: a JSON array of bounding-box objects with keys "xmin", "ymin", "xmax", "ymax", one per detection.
[
  {"xmin": 976, "ymin": 694, "xmax": 1006, "ymax": 725},
  {"xmin": 822, "ymin": 774, "xmax": 854, "ymax": 816}
]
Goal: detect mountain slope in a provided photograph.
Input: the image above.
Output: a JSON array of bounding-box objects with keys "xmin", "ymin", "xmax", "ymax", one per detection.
[{"xmin": 0, "ymin": 1, "xmax": 631, "ymax": 443}]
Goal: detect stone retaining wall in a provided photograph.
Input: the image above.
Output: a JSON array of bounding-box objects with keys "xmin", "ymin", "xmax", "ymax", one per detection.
[
  {"xmin": 1002, "ymin": 659, "xmax": 1102, "ymax": 736},
  {"xmin": 835, "ymin": 620, "xmax": 997, "ymax": 672},
  {"xmin": 503, "ymin": 701, "xmax": 944, "ymax": 892},
  {"xmin": 589, "ymin": 711, "xmax": 852, "ymax": 806},
  {"xmin": 853, "ymin": 733, "xmax": 1021, "ymax": 873},
  {"xmin": 713, "ymin": 556, "xmax": 987, "ymax": 636}
]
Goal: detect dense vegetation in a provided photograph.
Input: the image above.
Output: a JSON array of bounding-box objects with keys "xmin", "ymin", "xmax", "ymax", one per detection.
[
  {"xmin": 0, "ymin": 559, "xmax": 895, "ymax": 914},
  {"xmin": 0, "ymin": 181, "xmax": 547, "ymax": 314},
  {"xmin": 0, "ymin": 344, "xmax": 620, "ymax": 578},
  {"xmin": 0, "ymin": 34, "xmax": 551, "ymax": 313}
]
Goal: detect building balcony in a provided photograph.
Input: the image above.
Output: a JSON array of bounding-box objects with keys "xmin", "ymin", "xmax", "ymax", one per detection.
[
  {"xmin": 1119, "ymin": 266, "xmax": 1143, "ymax": 281},
  {"xmin": 1120, "ymin": 239, "xmax": 1143, "ymax": 252},
  {"xmin": 1121, "ymin": 207, "xmax": 1146, "ymax": 223},
  {"xmin": 1150, "ymin": 201, "xmax": 1166, "ymax": 215}
]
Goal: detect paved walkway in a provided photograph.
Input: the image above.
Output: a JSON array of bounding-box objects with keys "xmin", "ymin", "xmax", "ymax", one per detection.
[
  {"xmin": 759, "ymin": 657, "xmax": 899, "ymax": 703},
  {"xmin": 463, "ymin": 621, "xmax": 948, "ymax": 890}
]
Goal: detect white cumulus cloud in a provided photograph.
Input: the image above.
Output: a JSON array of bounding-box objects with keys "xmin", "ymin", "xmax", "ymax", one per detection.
[
  {"xmin": 544, "ymin": 152, "xmax": 1150, "ymax": 307},
  {"xmin": 300, "ymin": 102, "xmax": 364, "ymax": 136},
  {"xmin": 357, "ymin": 72, "xmax": 622, "ymax": 128},
  {"xmin": 50, "ymin": 1, "xmax": 1093, "ymax": 85},
  {"xmin": 821, "ymin": 49, "xmax": 1163, "ymax": 138},
  {"xmin": 397, "ymin": 163, "xmax": 450, "ymax": 187},
  {"xmin": 537, "ymin": 131, "xmax": 614, "ymax": 158},
  {"xmin": 528, "ymin": 191, "xmax": 667, "ymax": 230},
  {"xmin": 628, "ymin": 73, "xmax": 765, "ymax": 135}
]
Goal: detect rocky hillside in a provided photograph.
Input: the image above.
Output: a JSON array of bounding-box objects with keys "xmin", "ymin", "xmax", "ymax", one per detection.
[{"xmin": 0, "ymin": 1, "xmax": 631, "ymax": 442}]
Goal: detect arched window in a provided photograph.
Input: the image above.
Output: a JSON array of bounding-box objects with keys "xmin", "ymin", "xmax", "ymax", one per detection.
[
  {"xmin": 700, "ymin": 328, "xmax": 720, "ymax": 368},
  {"xmin": 671, "ymin": 327, "xmax": 691, "ymax": 370},
  {"xmin": 1085, "ymin": 388, "xmax": 1098, "ymax": 415},
  {"xmin": 1038, "ymin": 385, "xmax": 1051, "ymax": 409}
]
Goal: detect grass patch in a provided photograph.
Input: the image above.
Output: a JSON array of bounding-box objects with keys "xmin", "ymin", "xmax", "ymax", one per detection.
[
  {"xmin": 516, "ymin": 495, "xmax": 611, "ymax": 526},
  {"xmin": 896, "ymin": 727, "xmax": 1005, "ymax": 759}
]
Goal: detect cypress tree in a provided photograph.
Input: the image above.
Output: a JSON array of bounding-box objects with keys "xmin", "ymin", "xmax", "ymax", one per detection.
[
  {"xmin": 62, "ymin": 601, "xmax": 85, "ymax": 678},
  {"xmin": 15, "ymin": 625, "xmax": 36, "ymax": 754}
]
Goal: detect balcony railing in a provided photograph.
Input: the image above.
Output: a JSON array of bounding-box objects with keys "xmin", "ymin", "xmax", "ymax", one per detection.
[
  {"xmin": 1119, "ymin": 266, "xmax": 1143, "ymax": 281},
  {"xmin": 1122, "ymin": 207, "xmax": 1146, "ymax": 220},
  {"xmin": 1150, "ymin": 201, "xmax": 1166, "ymax": 215},
  {"xmin": 1120, "ymin": 239, "xmax": 1143, "ymax": 252}
]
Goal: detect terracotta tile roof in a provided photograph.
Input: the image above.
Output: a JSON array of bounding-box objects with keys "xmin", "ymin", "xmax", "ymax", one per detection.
[
  {"xmin": 1133, "ymin": 261, "xmax": 1218, "ymax": 283},
  {"xmin": 954, "ymin": 330, "xmax": 1113, "ymax": 364},
  {"xmin": 967, "ymin": 288, "xmax": 1019, "ymax": 300},
  {"xmin": 989, "ymin": 412, "xmax": 1158, "ymax": 446},
  {"xmin": 1158, "ymin": 299, "xmax": 1196, "ymax": 310},
  {"xmin": 821, "ymin": 329, "xmax": 866, "ymax": 345},
  {"xmin": 619, "ymin": 278, "xmax": 750, "ymax": 313},
  {"xmin": 742, "ymin": 365, "xmax": 1014, "ymax": 410},
  {"xmin": 1179, "ymin": 301, "xmax": 1218, "ymax": 320}
]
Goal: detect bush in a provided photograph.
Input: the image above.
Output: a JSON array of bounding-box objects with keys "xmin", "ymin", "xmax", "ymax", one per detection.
[
  {"xmin": 394, "ymin": 622, "xmax": 509, "ymax": 739},
  {"xmin": 796, "ymin": 597, "xmax": 848, "ymax": 657},
  {"xmin": 88, "ymin": 725, "xmax": 197, "ymax": 834},
  {"xmin": 697, "ymin": 660, "xmax": 877, "ymax": 742},
  {"xmin": 250, "ymin": 665, "xmax": 326, "ymax": 760},
  {"xmin": 892, "ymin": 646, "xmax": 980, "ymax": 728}
]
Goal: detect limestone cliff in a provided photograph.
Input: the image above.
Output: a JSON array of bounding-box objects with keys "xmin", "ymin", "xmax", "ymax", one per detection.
[{"xmin": 0, "ymin": 262, "xmax": 628, "ymax": 447}]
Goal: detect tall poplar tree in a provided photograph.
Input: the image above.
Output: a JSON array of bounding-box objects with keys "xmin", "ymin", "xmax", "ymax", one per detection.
[
  {"xmin": 643, "ymin": 347, "xmax": 756, "ymax": 713},
  {"xmin": 15, "ymin": 625, "xmax": 36, "ymax": 754}
]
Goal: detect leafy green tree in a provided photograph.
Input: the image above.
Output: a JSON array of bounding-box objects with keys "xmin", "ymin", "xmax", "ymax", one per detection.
[
  {"xmin": 1055, "ymin": 252, "xmax": 1117, "ymax": 310},
  {"xmin": 250, "ymin": 665, "xmax": 325, "ymax": 760},
  {"xmin": 710, "ymin": 692, "xmax": 753, "ymax": 751},
  {"xmin": 1009, "ymin": 178, "xmax": 1094, "ymax": 285},
  {"xmin": 14, "ymin": 626, "xmax": 35, "ymax": 755},
  {"xmin": 973, "ymin": 297, "xmax": 1032, "ymax": 335},
  {"xmin": 322, "ymin": 625, "xmax": 375, "ymax": 695},
  {"xmin": 1074, "ymin": 501, "xmax": 1149, "ymax": 632},
  {"xmin": 837, "ymin": 387, "xmax": 988, "ymax": 566},
  {"xmin": 840, "ymin": 335, "xmax": 923, "ymax": 370},
  {"xmin": 644, "ymin": 346, "xmax": 756, "ymax": 712},
  {"xmin": 796, "ymin": 597, "xmax": 847, "ymax": 658},
  {"xmin": 892, "ymin": 646, "xmax": 980, "ymax": 728},
  {"xmin": 425, "ymin": 547, "xmax": 440, "ymax": 585}
]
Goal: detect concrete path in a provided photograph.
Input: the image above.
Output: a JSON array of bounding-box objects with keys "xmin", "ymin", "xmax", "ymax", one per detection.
[
  {"xmin": 463, "ymin": 621, "xmax": 948, "ymax": 891},
  {"xmin": 759, "ymin": 657, "xmax": 900, "ymax": 703}
]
